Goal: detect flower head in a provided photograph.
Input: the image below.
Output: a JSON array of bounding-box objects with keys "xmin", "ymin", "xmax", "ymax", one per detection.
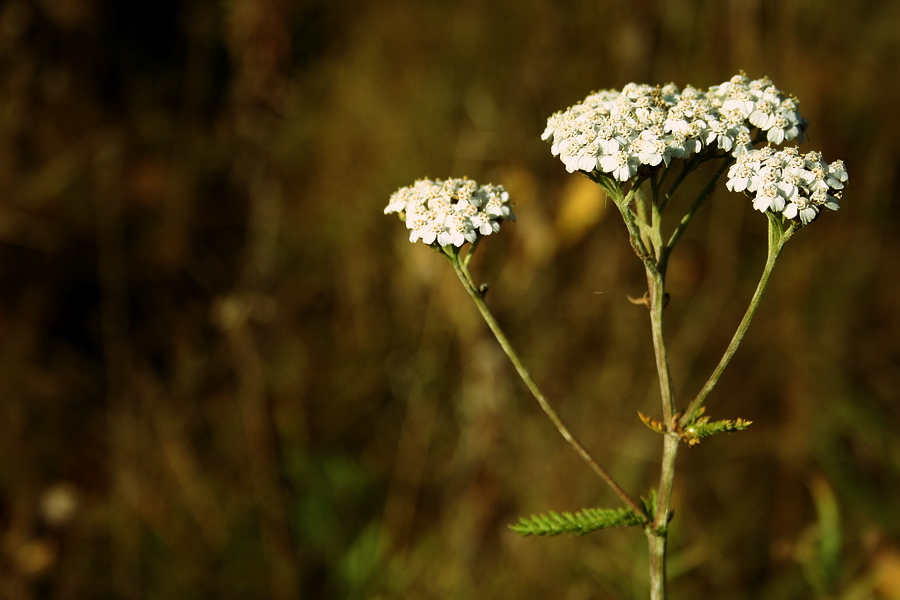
[
  {"xmin": 542, "ymin": 73, "xmax": 808, "ymax": 181},
  {"xmin": 385, "ymin": 178, "xmax": 515, "ymax": 247},
  {"xmin": 726, "ymin": 147, "xmax": 846, "ymax": 224}
]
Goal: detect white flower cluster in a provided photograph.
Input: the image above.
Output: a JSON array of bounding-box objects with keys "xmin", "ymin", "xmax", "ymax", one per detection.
[
  {"xmin": 542, "ymin": 74, "xmax": 808, "ymax": 181},
  {"xmin": 385, "ymin": 178, "xmax": 515, "ymax": 247},
  {"xmin": 726, "ymin": 147, "xmax": 847, "ymax": 224}
]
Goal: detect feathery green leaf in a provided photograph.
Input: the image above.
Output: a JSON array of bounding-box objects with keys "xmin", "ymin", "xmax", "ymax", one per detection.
[
  {"xmin": 509, "ymin": 506, "xmax": 645, "ymax": 537},
  {"xmin": 678, "ymin": 408, "xmax": 751, "ymax": 445}
]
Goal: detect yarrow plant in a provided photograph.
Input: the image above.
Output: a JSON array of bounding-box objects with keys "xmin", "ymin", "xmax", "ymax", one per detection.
[{"xmin": 385, "ymin": 73, "xmax": 848, "ymax": 599}]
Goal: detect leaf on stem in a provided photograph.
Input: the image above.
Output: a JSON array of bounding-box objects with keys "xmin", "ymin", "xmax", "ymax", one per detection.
[
  {"xmin": 509, "ymin": 506, "xmax": 645, "ymax": 537},
  {"xmin": 627, "ymin": 292, "xmax": 669, "ymax": 309},
  {"xmin": 638, "ymin": 411, "xmax": 666, "ymax": 434},
  {"xmin": 677, "ymin": 408, "xmax": 752, "ymax": 446}
]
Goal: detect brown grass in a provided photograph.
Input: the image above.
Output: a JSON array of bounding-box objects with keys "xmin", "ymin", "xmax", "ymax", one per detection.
[{"xmin": 0, "ymin": 1, "xmax": 898, "ymax": 598}]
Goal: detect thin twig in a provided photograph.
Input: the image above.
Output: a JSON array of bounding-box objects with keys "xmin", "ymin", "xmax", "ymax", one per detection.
[
  {"xmin": 679, "ymin": 216, "xmax": 798, "ymax": 427},
  {"xmin": 448, "ymin": 252, "xmax": 648, "ymax": 520},
  {"xmin": 663, "ymin": 158, "xmax": 733, "ymax": 262}
]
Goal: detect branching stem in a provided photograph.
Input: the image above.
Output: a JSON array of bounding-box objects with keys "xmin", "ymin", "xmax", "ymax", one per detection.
[
  {"xmin": 679, "ymin": 215, "xmax": 797, "ymax": 426},
  {"xmin": 446, "ymin": 249, "xmax": 648, "ymax": 521},
  {"xmin": 442, "ymin": 154, "xmax": 795, "ymax": 600},
  {"xmin": 642, "ymin": 197, "xmax": 680, "ymax": 600},
  {"xmin": 663, "ymin": 158, "xmax": 734, "ymax": 261}
]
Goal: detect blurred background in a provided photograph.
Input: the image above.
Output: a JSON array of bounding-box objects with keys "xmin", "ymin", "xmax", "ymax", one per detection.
[{"xmin": 0, "ymin": 0, "xmax": 898, "ymax": 598}]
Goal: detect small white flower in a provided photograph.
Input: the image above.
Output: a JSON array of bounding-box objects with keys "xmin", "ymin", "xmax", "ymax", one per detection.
[
  {"xmin": 726, "ymin": 147, "xmax": 847, "ymax": 223},
  {"xmin": 826, "ymin": 159, "xmax": 848, "ymax": 189},
  {"xmin": 749, "ymin": 99, "xmax": 778, "ymax": 130},
  {"xmin": 765, "ymin": 115, "xmax": 791, "ymax": 144},
  {"xmin": 600, "ymin": 150, "xmax": 640, "ymax": 182},
  {"xmin": 726, "ymin": 159, "xmax": 754, "ymax": 193},
  {"xmin": 752, "ymin": 182, "xmax": 785, "ymax": 213},
  {"xmin": 721, "ymin": 93, "xmax": 756, "ymax": 117},
  {"xmin": 386, "ymin": 178, "xmax": 515, "ymax": 247},
  {"xmin": 635, "ymin": 130, "xmax": 667, "ymax": 166}
]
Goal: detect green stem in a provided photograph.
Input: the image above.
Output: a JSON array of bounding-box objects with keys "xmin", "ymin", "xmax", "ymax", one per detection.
[
  {"xmin": 613, "ymin": 199, "xmax": 659, "ymax": 276},
  {"xmin": 646, "ymin": 526, "xmax": 668, "ymax": 600},
  {"xmin": 447, "ymin": 250, "xmax": 647, "ymax": 520},
  {"xmin": 663, "ymin": 158, "xmax": 734, "ymax": 262},
  {"xmin": 645, "ymin": 250, "xmax": 679, "ymax": 600},
  {"xmin": 657, "ymin": 162, "xmax": 691, "ymax": 214},
  {"xmin": 679, "ymin": 215, "xmax": 798, "ymax": 427},
  {"xmin": 462, "ymin": 237, "xmax": 481, "ymax": 269},
  {"xmin": 647, "ymin": 271, "xmax": 676, "ymax": 424},
  {"xmin": 647, "ymin": 434, "xmax": 678, "ymax": 600}
]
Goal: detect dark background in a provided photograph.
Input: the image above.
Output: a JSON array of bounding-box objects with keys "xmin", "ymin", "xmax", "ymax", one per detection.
[{"xmin": 0, "ymin": 1, "xmax": 898, "ymax": 598}]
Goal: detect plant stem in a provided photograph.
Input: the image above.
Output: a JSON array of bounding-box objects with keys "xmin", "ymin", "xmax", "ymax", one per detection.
[
  {"xmin": 646, "ymin": 526, "xmax": 668, "ymax": 600},
  {"xmin": 663, "ymin": 158, "xmax": 733, "ymax": 261},
  {"xmin": 447, "ymin": 252, "xmax": 647, "ymax": 520},
  {"xmin": 657, "ymin": 162, "xmax": 689, "ymax": 213},
  {"xmin": 647, "ymin": 433, "xmax": 679, "ymax": 600},
  {"xmin": 679, "ymin": 216, "xmax": 798, "ymax": 427},
  {"xmin": 647, "ymin": 271, "xmax": 676, "ymax": 423},
  {"xmin": 613, "ymin": 179, "xmax": 680, "ymax": 598},
  {"xmin": 645, "ymin": 255, "xmax": 679, "ymax": 600}
]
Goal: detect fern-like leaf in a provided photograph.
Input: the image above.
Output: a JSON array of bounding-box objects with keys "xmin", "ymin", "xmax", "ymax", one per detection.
[
  {"xmin": 678, "ymin": 408, "xmax": 751, "ymax": 446},
  {"xmin": 638, "ymin": 411, "xmax": 666, "ymax": 434},
  {"xmin": 509, "ymin": 506, "xmax": 645, "ymax": 537}
]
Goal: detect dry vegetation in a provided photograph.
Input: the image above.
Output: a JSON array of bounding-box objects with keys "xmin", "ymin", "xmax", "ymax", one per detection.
[{"xmin": 1, "ymin": 1, "xmax": 899, "ymax": 598}]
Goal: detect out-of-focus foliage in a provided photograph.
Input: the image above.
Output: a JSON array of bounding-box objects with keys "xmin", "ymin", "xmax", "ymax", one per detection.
[{"xmin": 0, "ymin": 1, "xmax": 898, "ymax": 599}]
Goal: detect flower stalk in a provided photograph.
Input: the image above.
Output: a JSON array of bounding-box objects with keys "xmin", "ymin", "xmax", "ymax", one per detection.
[
  {"xmin": 679, "ymin": 214, "xmax": 798, "ymax": 427},
  {"xmin": 646, "ymin": 271, "xmax": 679, "ymax": 600},
  {"xmin": 447, "ymin": 247, "xmax": 647, "ymax": 521}
]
